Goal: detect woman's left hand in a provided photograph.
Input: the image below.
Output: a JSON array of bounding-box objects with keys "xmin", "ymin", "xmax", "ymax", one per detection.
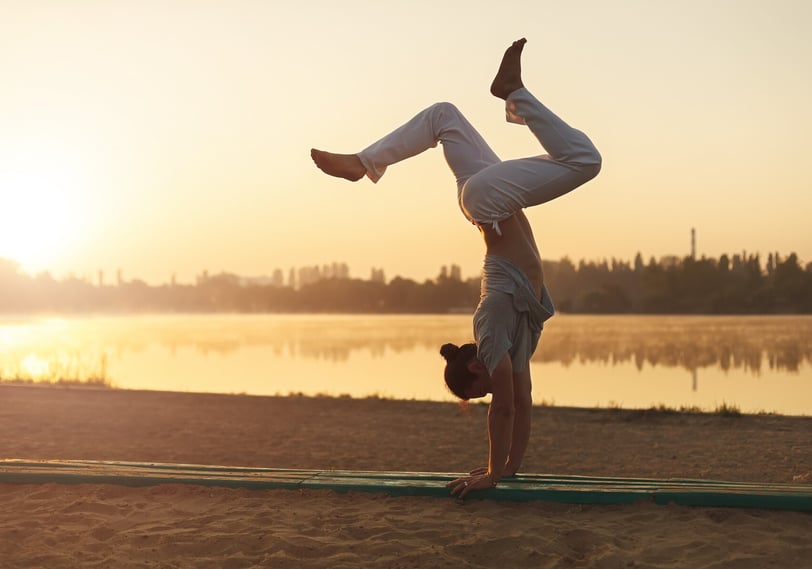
[{"xmin": 446, "ymin": 472, "xmax": 496, "ymax": 499}]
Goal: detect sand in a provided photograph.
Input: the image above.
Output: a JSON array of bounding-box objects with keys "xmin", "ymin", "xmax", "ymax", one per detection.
[{"xmin": 1, "ymin": 385, "xmax": 810, "ymax": 568}]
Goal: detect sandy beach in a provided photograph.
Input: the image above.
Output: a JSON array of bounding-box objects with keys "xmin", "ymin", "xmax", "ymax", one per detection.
[{"xmin": 1, "ymin": 385, "xmax": 810, "ymax": 568}]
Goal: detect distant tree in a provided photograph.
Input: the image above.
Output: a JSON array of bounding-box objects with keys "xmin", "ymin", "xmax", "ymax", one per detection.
[
  {"xmin": 771, "ymin": 253, "xmax": 811, "ymax": 311},
  {"xmin": 633, "ymin": 252, "xmax": 644, "ymax": 273},
  {"xmin": 580, "ymin": 284, "xmax": 632, "ymax": 313}
]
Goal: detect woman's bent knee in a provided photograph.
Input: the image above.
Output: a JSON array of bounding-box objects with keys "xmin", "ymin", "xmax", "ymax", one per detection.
[
  {"xmin": 429, "ymin": 101, "xmax": 462, "ymax": 122},
  {"xmin": 431, "ymin": 101, "xmax": 459, "ymax": 113},
  {"xmin": 576, "ymin": 147, "xmax": 601, "ymax": 182},
  {"xmin": 580, "ymin": 160, "xmax": 601, "ymax": 182}
]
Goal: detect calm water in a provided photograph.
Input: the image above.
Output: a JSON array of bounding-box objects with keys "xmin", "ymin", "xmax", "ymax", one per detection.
[{"xmin": 1, "ymin": 314, "xmax": 811, "ymax": 415}]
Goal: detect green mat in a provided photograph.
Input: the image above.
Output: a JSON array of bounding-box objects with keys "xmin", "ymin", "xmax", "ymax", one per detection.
[{"xmin": 1, "ymin": 460, "xmax": 810, "ymax": 511}]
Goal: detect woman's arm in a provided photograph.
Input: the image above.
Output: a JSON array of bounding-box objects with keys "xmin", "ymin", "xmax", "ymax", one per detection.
[
  {"xmin": 505, "ymin": 365, "xmax": 532, "ymax": 476},
  {"xmin": 448, "ymin": 354, "xmax": 516, "ymax": 498},
  {"xmin": 486, "ymin": 354, "xmax": 516, "ymax": 483}
]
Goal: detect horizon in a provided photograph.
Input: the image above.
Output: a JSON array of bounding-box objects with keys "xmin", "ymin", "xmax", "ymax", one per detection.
[
  {"xmin": 3, "ymin": 246, "xmax": 806, "ymax": 287},
  {"xmin": 3, "ymin": 1, "xmax": 811, "ymax": 285}
]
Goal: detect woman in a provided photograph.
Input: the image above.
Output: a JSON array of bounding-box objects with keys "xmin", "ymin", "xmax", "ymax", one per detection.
[{"xmin": 311, "ymin": 39, "xmax": 601, "ymax": 497}]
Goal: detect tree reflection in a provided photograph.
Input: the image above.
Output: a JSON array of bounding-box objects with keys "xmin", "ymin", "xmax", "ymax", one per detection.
[
  {"xmin": 532, "ymin": 316, "xmax": 812, "ymax": 374},
  {"xmin": 5, "ymin": 315, "xmax": 805, "ymax": 375}
]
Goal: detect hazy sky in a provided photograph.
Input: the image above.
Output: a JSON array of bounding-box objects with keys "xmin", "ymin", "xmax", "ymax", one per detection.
[{"xmin": 2, "ymin": 0, "xmax": 810, "ymax": 284}]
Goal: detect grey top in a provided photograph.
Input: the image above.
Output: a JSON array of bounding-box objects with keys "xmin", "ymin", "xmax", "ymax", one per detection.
[{"xmin": 473, "ymin": 255, "xmax": 555, "ymax": 376}]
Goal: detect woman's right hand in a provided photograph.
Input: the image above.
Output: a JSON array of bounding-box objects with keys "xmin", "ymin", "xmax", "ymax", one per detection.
[{"xmin": 471, "ymin": 466, "xmax": 518, "ymax": 477}]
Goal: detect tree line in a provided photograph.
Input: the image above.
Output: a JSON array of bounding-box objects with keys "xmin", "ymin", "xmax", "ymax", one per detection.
[{"xmin": 0, "ymin": 251, "xmax": 809, "ymax": 314}]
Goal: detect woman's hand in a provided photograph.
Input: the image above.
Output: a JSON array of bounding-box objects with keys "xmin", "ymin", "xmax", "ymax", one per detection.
[
  {"xmin": 446, "ymin": 472, "xmax": 497, "ymax": 499},
  {"xmin": 503, "ymin": 464, "xmax": 519, "ymax": 477},
  {"xmin": 471, "ymin": 465, "xmax": 518, "ymax": 478}
]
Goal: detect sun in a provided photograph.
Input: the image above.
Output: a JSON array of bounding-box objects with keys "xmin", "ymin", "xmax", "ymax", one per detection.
[{"xmin": 0, "ymin": 141, "xmax": 89, "ymax": 273}]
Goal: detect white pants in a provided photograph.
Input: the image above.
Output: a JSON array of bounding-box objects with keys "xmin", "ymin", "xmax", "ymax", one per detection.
[{"xmin": 357, "ymin": 88, "xmax": 601, "ymax": 234}]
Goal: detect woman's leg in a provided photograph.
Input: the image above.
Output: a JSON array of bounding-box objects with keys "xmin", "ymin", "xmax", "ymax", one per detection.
[
  {"xmin": 505, "ymin": 88, "xmax": 602, "ymax": 170},
  {"xmin": 356, "ymin": 102, "xmax": 500, "ymax": 190},
  {"xmin": 460, "ymin": 43, "xmax": 601, "ymax": 232},
  {"xmin": 311, "ymin": 103, "xmax": 500, "ymax": 197}
]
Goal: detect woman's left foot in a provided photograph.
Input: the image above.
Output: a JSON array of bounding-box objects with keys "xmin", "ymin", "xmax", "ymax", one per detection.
[{"xmin": 310, "ymin": 149, "xmax": 366, "ymax": 182}]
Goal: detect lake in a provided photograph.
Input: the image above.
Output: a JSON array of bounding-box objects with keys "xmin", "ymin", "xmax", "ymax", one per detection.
[{"xmin": 1, "ymin": 314, "xmax": 810, "ymax": 415}]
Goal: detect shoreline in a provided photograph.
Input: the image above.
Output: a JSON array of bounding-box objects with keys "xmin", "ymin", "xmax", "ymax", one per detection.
[{"xmin": 1, "ymin": 380, "xmax": 809, "ymax": 419}]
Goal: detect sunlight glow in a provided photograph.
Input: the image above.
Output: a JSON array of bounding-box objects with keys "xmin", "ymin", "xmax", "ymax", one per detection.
[
  {"xmin": 20, "ymin": 353, "xmax": 50, "ymax": 379},
  {"xmin": 0, "ymin": 141, "xmax": 89, "ymax": 272}
]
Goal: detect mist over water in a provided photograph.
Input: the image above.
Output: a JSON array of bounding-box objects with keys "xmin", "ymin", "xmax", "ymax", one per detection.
[{"xmin": 1, "ymin": 314, "xmax": 810, "ymax": 415}]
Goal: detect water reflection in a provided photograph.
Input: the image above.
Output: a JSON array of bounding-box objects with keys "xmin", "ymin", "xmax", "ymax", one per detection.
[
  {"xmin": 2, "ymin": 314, "xmax": 810, "ymax": 414},
  {"xmin": 535, "ymin": 315, "xmax": 812, "ymax": 374},
  {"xmin": 2, "ymin": 314, "xmax": 811, "ymax": 375}
]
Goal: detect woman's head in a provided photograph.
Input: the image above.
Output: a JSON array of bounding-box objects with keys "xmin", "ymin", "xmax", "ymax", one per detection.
[{"xmin": 440, "ymin": 342, "xmax": 486, "ymax": 400}]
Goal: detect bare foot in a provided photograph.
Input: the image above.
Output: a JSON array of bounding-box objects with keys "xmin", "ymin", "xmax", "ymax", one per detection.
[
  {"xmin": 310, "ymin": 149, "xmax": 366, "ymax": 182},
  {"xmin": 490, "ymin": 38, "xmax": 526, "ymax": 100}
]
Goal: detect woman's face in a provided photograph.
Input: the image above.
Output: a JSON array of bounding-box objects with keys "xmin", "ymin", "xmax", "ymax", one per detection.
[{"xmin": 465, "ymin": 366, "xmax": 491, "ymax": 399}]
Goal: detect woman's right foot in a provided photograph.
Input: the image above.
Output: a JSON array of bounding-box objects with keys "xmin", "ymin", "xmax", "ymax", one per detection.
[
  {"xmin": 310, "ymin": 149, "xmax": 366, "ymax": 182},
  {"xmin": 490, "ymin": 38, "xmax": 526, "ymax": 100}
]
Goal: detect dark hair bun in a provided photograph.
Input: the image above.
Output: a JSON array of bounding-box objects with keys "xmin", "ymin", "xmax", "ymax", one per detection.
[{"xmin": 440, "ymin": 343, "xmax": 459, "ymax": 362}]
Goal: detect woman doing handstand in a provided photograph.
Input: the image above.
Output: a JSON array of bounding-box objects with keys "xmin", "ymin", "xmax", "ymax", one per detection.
[{"xmin": 311, "ymin": 39, "xmax": 601, "ymax": 497}]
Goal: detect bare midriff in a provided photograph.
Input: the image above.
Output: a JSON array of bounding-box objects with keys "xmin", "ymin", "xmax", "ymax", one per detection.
[{"xmin": 479, "ymin": 211, "xmax": 543, "ymax": 298}]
